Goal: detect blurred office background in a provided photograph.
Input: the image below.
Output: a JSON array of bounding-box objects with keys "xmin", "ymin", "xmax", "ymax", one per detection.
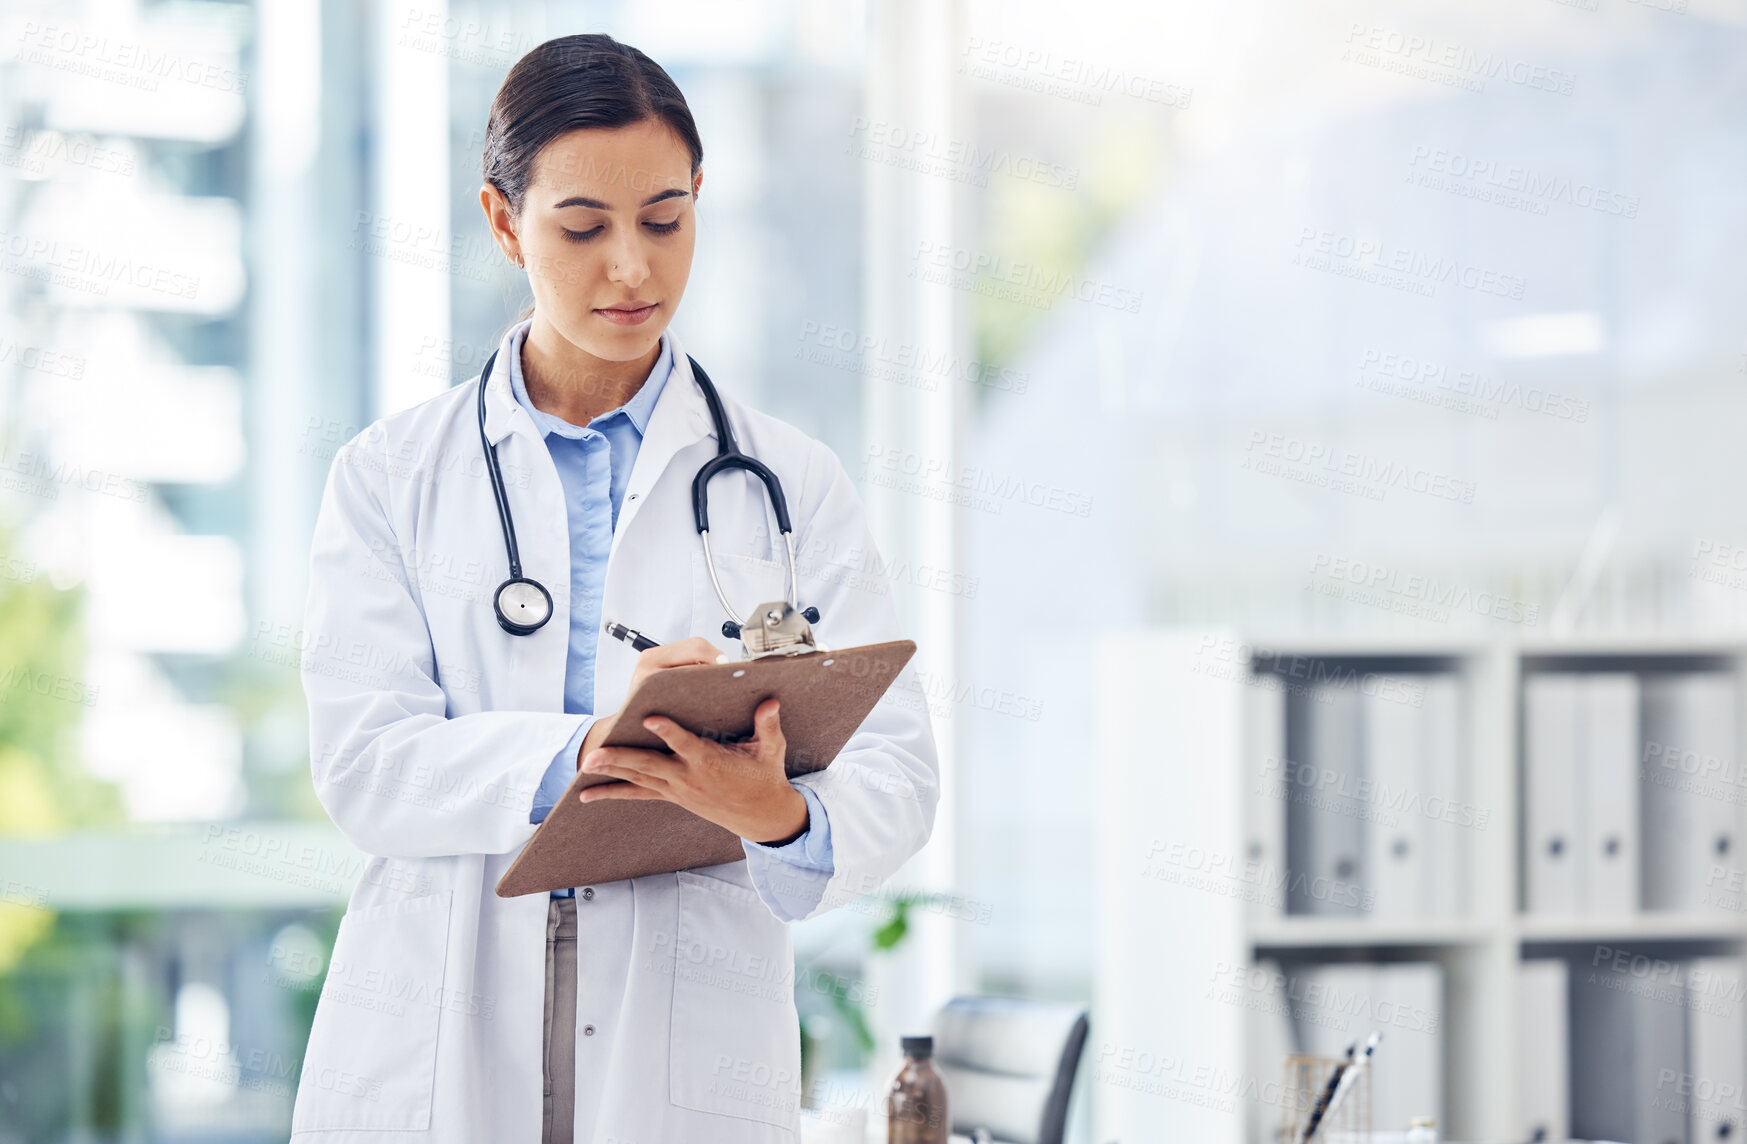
[{"xmin": 2, "ymin": 0, "xmax": 1745, "ymax": 1140}]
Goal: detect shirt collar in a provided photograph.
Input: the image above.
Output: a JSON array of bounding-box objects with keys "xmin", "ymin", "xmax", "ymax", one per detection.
[{"xmin": 505, "ymin": 316, "xmax": 673, "ymax": 440}]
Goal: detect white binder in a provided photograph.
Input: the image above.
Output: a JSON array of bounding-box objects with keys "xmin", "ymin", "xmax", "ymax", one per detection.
[
  {"xmin": 1517, "ymin": 959, "xmax": 1570, "ymax": 1144},
  {"xmin": 1287, "ymin": 683, "xmax": 1365, "ymax": 916},
  {"xmin": 1689, "ymin": 676, "xmax": 1744, "ymax": 914},
  {"xmin": 1571, "ymin": 954, "xmax": 1688, "ymax": 1144},
  {"xmin": 1369, "ymin": 962, "xmax": 1443, "ymax": 1134},
  {"xmin": 1689, "ymin": 956, "xmax": 1745, "ymax": 1143},
  {"xmin": 1420, "ymin": 675, "xmax": 1463, "ymax": 919},
  {"xmin": 1643, "ymin": 673, "xmax": 1741, "ymax": 913},
  {"xmin": 1289, "ymin": 962, "xmax": 1443, "ymax": 1136},
  {"xmin": 1290, "ymin": 962, "xmax": 1376, "ymax": 1058},
  {"xmin": 1642, "ymin": 673, "xmax": 1695, "ymax": 911},
  {"xmin": 1581, "ymin": 673, "xmax": 1640, "ymax": 915},
  {"xmin": 1363, "ymin": 678, "xmax": 1422, "ymax": 920},
  {"xmin": 1245, "ymin": 679, "xmax": 1288, "ymax": 922},
  {"xmin": 1525, "ymin": 674, "xmax": 1581, "ymax": 914}
]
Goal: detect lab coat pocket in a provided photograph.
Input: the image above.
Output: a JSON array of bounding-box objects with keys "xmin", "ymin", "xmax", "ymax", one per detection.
[
  {"xmin": 669, "ymin": 869, "xmax": 801, "ymax": 1128},
  {"xmin": 693, "ymin": 548, "xmax": 788, "ymax": 639},
  {"xmin": 292, "ymin": 892, "xmax": 453, "ymax": 1133}
]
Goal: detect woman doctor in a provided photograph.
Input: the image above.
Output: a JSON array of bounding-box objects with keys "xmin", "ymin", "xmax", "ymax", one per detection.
[{"xmin": 291, "ymin": 34, "xmax": 938, "ymax": 1144}]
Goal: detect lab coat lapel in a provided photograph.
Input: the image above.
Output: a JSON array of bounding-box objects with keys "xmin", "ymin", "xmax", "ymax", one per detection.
[
  {"xmin": 479, "ymin": 330, "xmax": 526, "ymax": 448},
  {"xmin": 597, "ymin": 329, "xmax": 715, "ymax": 711},
  {"xmin": 610, "ymin": 328, "xmax": 715, "ymax": 556}
]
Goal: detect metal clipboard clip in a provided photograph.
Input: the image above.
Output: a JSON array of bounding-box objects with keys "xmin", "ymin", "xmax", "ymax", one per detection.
[{"xmin": 736, "ymin": 600, "xmax": 830, "ymax": 659}]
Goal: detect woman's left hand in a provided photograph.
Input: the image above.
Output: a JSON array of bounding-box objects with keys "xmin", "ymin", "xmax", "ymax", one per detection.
[{"xmin": 577, "ymin": 697, "xmax": 809, "ymax": 845}]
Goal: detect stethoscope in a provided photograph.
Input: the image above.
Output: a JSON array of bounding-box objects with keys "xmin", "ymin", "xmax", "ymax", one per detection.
[{"xmin": 475, "ymin": 347, "xmax": 820, "ymax": 641}]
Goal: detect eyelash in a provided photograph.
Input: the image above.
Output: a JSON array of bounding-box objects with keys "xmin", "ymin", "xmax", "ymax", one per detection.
[{"xmin": 562, "ymin": 220, "xmax": 682, "ymax": 243}]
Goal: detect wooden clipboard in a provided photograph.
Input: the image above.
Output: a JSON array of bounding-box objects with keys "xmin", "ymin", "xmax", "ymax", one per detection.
[{"xmin": 495, "ymin": 638, "xmax": 917, "ymax": 896}]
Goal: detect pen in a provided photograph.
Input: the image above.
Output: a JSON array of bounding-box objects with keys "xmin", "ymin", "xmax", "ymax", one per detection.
[
  {"xmin": 1299, "ymin": 1042, "xmax": 1354, "ymax": 1144},
  {"xmin": 1319, "ymin": 1032, "xmax": 1381, "ymax": 1131},
  {"xmin": 603, "ymin": 620, "xmax": 661, "ymax": 652},
  {"xmin": 605, "ymin": 620, "xmax": 734, "ymax": 665}
]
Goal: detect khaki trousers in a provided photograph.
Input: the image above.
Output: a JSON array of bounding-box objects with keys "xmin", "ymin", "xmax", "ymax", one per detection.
[{"xmin": 543, "ymin": 895, "xmax": 577, "ymax": 1144}]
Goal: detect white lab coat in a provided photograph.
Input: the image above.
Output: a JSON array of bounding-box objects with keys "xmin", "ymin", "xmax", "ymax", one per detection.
[{"xmin": 290, "ymin": 326, "xmax": 940, "ymax": 1142}]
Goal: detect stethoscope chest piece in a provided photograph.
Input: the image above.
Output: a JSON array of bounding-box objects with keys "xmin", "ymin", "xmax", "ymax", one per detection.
[{"xmin": 493, "ymin": 577, "xmax": 553, "ymax": 635}]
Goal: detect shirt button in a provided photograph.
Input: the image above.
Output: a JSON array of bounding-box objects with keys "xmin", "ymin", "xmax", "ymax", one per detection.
[
  {"xmin": 583, "ymin": 1024, "xmax": 596, "ymax": 1036},
  {"xmin": 582, "ymin": 887, "xmax": 595, "ymax": 901}
]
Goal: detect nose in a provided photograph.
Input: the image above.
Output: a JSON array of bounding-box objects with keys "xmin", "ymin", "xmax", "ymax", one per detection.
[{"xmin": 605, "ymin": 228, "xmax": 650, "ymax": 288}]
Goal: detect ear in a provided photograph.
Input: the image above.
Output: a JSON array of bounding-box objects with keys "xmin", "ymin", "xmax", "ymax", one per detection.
[{"xmin": 479, "ymin": 183, "xmax": 521, "ymax": 264}]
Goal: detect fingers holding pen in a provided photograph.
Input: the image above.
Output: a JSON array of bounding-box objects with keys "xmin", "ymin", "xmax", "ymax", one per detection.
[
  {"xmin": 636, "ymin": 635, "xmax": 727, "ymax": 670},
  {"xmin": 624, "ymin": 635, "xmax": 731, "ymax": 696}
]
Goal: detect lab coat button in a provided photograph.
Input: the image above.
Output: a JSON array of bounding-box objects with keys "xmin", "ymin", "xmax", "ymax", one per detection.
[
  {"xmin": 581, "ymin": 887, "xmax": 595, "ymax": 901},
  {"xmin": 583, "ymin": 1024, "xmax": 596, "ymax": 1036}
]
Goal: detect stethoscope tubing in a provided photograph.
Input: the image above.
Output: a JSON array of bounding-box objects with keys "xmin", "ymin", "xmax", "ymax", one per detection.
[
  {"xmin": 474, "ymin": 343, "xmax": 815, "ymax": 638},
  {"xmin": 477, "ymin": 349, "xmax": 525, "ymax": 580}
]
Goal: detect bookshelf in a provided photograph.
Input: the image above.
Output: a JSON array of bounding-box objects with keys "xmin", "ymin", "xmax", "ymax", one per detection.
[{"xmin": 1092, "ymin": 631, "xmax": 1747, "ymax": 1144}]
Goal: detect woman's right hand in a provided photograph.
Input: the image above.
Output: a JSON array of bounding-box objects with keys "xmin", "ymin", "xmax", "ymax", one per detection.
[{"xmin": 576, "ymin": 636, "xmax": 727, "ymax": 764}]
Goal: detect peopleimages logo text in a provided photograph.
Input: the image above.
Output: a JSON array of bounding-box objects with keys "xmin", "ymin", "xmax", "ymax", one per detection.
[
  {"xmin": 1294, "ymin": 228, "xmax": 1526, "ymax": 300},
  {"xmin": 1343, "ymin": 23, "xmax": 1576, "ymax": 96}
]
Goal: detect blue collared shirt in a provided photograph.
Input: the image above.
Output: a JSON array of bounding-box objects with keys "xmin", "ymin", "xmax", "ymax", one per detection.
[{"xmin": 506, "ymin": 319, "xmax": 832, "ymax": 909}]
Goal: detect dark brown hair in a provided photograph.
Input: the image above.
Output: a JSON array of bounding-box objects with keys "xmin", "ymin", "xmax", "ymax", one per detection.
[{"xmin": 484, "ymin": 34, "xmax": 703, "ymax": 323}]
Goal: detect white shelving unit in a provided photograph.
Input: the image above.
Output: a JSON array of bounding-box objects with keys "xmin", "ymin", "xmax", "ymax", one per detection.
[{"xmin": 1092, "ymin": 630, "xmax": 1747, "ymax": 1144}]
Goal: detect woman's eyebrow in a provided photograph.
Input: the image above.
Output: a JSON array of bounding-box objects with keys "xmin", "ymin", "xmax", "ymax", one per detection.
[{"xmin": 552, "ymin": 188, "xmax": 691, "ymax": 210}]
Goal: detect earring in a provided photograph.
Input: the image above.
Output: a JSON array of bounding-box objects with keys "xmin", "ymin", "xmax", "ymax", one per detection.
[{"xmin": 515, "ymin": 255, "xmax": 525, "ymax": 268}]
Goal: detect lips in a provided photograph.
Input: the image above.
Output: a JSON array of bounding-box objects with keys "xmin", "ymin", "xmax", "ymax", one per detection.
[{"xmin": 595, "ymin": 302, "xmax": 658, "ymax": 326}]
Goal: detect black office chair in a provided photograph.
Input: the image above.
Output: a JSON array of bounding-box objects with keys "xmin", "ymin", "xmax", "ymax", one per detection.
[{"xmin": 930, "ymin": 996, "xmax": 1090, "ymax": 1144}]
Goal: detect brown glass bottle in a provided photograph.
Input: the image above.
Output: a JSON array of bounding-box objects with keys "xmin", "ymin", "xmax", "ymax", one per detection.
[{"xmin": 886, "ymin": 1035, "xmax": 950, "ymax": 1144}]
